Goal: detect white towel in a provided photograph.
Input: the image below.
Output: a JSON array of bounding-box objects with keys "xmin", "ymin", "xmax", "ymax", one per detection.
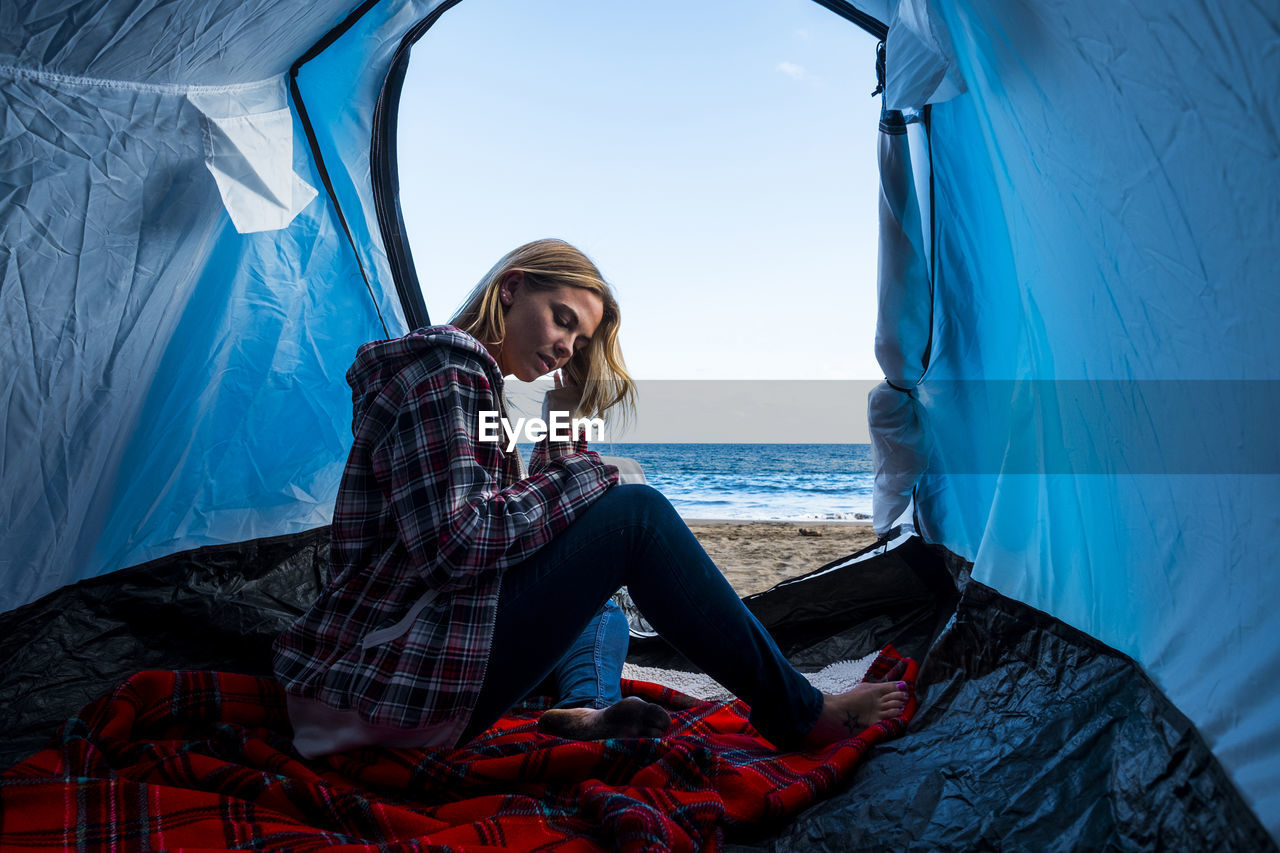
[{"xmin": 622, "ymin": 651, "xmax": 880, "ymax": 702}]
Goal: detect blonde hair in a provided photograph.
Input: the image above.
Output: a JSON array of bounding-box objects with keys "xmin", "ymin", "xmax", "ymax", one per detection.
[{"xmin": 450, "ymin": 239, "xmax": 636, "ymax": 422}]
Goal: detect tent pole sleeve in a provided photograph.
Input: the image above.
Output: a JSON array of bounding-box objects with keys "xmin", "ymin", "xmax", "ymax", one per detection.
[
  {"xmin": 288, "ymin": 69, "xmax": 391, "ymax": 339},
  {"xmin": 807, "ymin": 0, "xmax": 887, "ymax": 40}
]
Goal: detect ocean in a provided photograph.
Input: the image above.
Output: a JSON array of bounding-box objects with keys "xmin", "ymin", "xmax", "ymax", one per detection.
[{"xmin": 576, "ymin": 443, "xmax": 874, "ymax": 521}]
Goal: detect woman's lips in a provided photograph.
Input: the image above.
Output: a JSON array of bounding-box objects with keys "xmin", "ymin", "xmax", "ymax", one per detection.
[{"xmin": 538, "ymin": 353, "xmax": 554, "ymax": 372}]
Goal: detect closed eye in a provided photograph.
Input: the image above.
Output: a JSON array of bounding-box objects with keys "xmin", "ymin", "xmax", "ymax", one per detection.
[{"xmin": 554, "ymin": 304, "xmax": 592, "ymax": 352}]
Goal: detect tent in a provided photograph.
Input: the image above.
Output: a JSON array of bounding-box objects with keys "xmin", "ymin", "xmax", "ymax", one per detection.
[{"xmin": 2, "ymin": 0, "xmax": 1277, "ymax": 847}]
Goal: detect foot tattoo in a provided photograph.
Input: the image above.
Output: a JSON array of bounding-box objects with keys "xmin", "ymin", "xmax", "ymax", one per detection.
[
  {"xmin": 842, "ymin": 709, "xmax": 862, "ymax": 734},
  {"xmin": 804, "ymin": 680, "xmax": 909, "ymax": 749}
]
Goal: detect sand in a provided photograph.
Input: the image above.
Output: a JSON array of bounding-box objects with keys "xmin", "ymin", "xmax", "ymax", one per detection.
[
  {"xmin": 620, "ymin": 519, "xmax": 882, "ymax": 693},
  {"xmin": 683, "ymin": 519, "xmax": 879, "ymax": 597}
]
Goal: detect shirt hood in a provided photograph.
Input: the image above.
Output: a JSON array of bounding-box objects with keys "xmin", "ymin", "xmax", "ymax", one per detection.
[{"xmin": 345, "ymin": 325, "xmax": 502, "ymax": 434}]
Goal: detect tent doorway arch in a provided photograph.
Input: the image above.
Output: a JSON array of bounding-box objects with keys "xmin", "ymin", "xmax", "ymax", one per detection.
[
  {"xmin": 390, "ymin": 0, "xmax": 887, "ymax": 390},
  {"xmin": 290, "ymin": 0, "xmax": 888, "ymax": 332}
]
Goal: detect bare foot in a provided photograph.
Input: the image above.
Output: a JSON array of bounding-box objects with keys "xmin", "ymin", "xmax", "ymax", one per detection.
[
  {"xmin": 538, "ymin": 696, "xmax": 672, "ymax": 740},
  {"xmin": 803, "ymin": 681, "xmax": 908, "ymax": 749}
]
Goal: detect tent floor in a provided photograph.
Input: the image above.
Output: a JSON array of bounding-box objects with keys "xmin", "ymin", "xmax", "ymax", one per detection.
[{"xmin": 1, "ymin": 528, "xmax": 1271, "ymax": 851}]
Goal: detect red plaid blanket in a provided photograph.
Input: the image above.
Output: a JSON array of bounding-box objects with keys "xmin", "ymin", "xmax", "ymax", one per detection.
[{"xmin": 0, "ymin": 650, "xmax": 916, "ymax": 851}]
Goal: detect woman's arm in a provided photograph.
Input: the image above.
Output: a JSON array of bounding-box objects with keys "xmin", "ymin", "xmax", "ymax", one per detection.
[
  {"xmin": 529, "ymin": 381, "xmax": 593, "ymax": 475},
  {"xmin": 374, "ymin": 363, "xmax": 617, "ymax": 594}
]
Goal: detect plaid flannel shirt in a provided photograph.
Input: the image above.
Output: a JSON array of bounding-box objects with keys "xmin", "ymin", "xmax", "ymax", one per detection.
[{"xmin": 272, "ymin": 326, "xmax": 618, "ymax": 743}]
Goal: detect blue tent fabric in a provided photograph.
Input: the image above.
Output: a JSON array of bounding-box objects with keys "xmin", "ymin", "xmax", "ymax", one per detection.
[
  {"xmin": 0, "ymin": 1, "xmax": 350, "ymax": 85},
  {"xmin": 0, "ymin": 63, "xmax": 386, "ymax": 607},
  {"xmin": 900, "ymin": 1, "xmax": 1280, "ymax": 832},
  {"xmin": 1, "ymin": 0, "xmax": 1278, "ymax": 842}
]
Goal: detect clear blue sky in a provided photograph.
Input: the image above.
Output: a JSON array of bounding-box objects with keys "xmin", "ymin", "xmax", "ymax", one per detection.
[{"xmin": 398, "ymin": 0, "xmax": 885, "ymax": 389}]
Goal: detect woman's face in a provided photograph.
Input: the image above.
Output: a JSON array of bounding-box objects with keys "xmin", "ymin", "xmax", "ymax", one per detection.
[{"xmin": 495, "ymin": 274, "xmax": 605, "ymax": 382}]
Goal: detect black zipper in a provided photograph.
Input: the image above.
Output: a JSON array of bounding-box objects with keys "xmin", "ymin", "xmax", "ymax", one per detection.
[
  {"xmin": 808, "ymin": 0, "xmax": 888, "ymax": 40},
  {"xmin": 370, "ymin": 0, "xmax": 468, "ymax": 333},
  {"xmin": 289, "ymin": 67, "xmax": 391, "ymax": 339}
]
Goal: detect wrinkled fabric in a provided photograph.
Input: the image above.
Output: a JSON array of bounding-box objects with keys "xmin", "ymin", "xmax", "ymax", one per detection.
[
  {"xmin": 757, "ymin": 576, "xmax": 1274, "ymax": 852},
  {"xmin": 883, "ymin": 0, "xmax": 967, "ymax": 110},
  {"xmin": 188, "ymin": 79, "xmax": 317, "ymax": 232},
  {"xmin": 868, "ymin": 382, "xmax": 930, "ymax": 533},
  {"xmin": 1, "ymin": 1, "xmax": 428, "ymax": 614},
  {"xmin": 0, "ymin": 65, "xmax": 385, "ymax": 612},
  {"xmin": 0, "ymin": 526, "xmax": 1266, "ymax": 849},
  {"xmin": 0, "ymin": 1, "xmax": 356, "ymax": 85},
  {"xmin": 1, "ymin": 0, "xmax": 1278, "ymax": 840},
  {"xmin": 915, "ymin": 0, "xmax": 1280, "ymax": 836},
  {"xmin": 0, "ymin": 661, "xmax": 916, "ymax": 852},
  {"xmin": 870, "ymin": 104, "xmax": 933, "ymax": 535}
]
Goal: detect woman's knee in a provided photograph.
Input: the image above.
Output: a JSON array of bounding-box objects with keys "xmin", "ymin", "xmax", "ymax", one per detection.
[
  {"xmin": 599, "ymin": 598, "xmax": 632, "ymax": 652},
  {"xmin": 576, "ymin": 484, "xmax": 684, "ymax": 566},
  {"xmin": 606, "ymin": 483, "xmax": 676, "ymax": 519}
]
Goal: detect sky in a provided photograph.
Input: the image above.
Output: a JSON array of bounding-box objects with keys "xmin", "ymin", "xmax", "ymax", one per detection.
[{"xmin": 397, "ymin": 0, "xmax": 885, "ymax": 439}]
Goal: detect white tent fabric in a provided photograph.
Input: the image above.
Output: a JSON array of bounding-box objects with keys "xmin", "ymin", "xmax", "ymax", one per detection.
[
  {"xmin": 188, "ymin": 81, "xmax": 318, "ymax": 233},
  {"xmin": 882, "ymin": 0, "xmax": 965, "ymax": 110},
  {"xmin": 869, "ymin": 104, "xmax": 932, "ymax": 535},
  {"xmin": 0, "ymin": 0, "xmax": 1276, "ymax": 839},
  {"xmin": 868, "ymin": 0, "xmax": 962, "ymax": 535}
]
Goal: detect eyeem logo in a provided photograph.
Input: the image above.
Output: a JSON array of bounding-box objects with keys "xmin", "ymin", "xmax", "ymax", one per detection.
[{"xmin": 478, "ymin": 411, "xmax": 606, "ymax": 452}]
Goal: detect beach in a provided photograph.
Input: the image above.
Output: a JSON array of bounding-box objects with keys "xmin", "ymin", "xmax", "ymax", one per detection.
[{"xmin": 684, "ymin": 519, "xmax": 879, "ymax": 596}]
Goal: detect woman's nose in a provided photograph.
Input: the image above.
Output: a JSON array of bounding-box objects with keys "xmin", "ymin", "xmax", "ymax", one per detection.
[{"xmin": 553, "ymin": 337, "xmax": 572, "ymax": 359}]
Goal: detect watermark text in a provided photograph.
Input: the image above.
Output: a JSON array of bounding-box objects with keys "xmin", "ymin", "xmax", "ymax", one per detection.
[{"xmin": 478, "ymin": 411, "xmax": 605, "ymax": 451}]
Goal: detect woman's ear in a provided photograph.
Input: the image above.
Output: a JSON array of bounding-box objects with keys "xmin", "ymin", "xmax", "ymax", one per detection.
[{"xmin": 499, "ymin": 270, "xmax": 523, "ymax": 307}]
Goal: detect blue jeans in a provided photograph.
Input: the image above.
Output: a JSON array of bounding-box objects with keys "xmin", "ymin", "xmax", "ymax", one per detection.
[
  {"xmin": 540, "ymin": 598, "xmax": 629, "ymax": 710},
  {"xmin": 464, "ymin": 484, "xmax": 824, "ymax": 747}
]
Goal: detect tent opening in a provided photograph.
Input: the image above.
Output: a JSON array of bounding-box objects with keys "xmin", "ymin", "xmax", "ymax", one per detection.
[{"xmin": 394, "ymin": 0, "xmax": 886, "ymax": 394}]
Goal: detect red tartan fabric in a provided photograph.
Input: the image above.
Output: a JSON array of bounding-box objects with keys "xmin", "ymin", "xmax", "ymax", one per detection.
[{"xmin": 0, "ymin": 650, "xmax": 917, "ymax": 852}]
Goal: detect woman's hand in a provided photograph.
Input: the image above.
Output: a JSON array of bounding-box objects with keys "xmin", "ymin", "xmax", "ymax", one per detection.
[
  {"xmin": 542, "ymin": 369, "xmax": 584, "ymax": 421},
  {"xmin": 530, "ymin": 368, "xmax": 613, "ymax": 474}
]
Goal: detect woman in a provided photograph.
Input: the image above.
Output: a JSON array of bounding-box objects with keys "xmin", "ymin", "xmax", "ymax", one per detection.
[{"xmin": 272, "ymin": 239, "xmax": 906, "ymax": 758}]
